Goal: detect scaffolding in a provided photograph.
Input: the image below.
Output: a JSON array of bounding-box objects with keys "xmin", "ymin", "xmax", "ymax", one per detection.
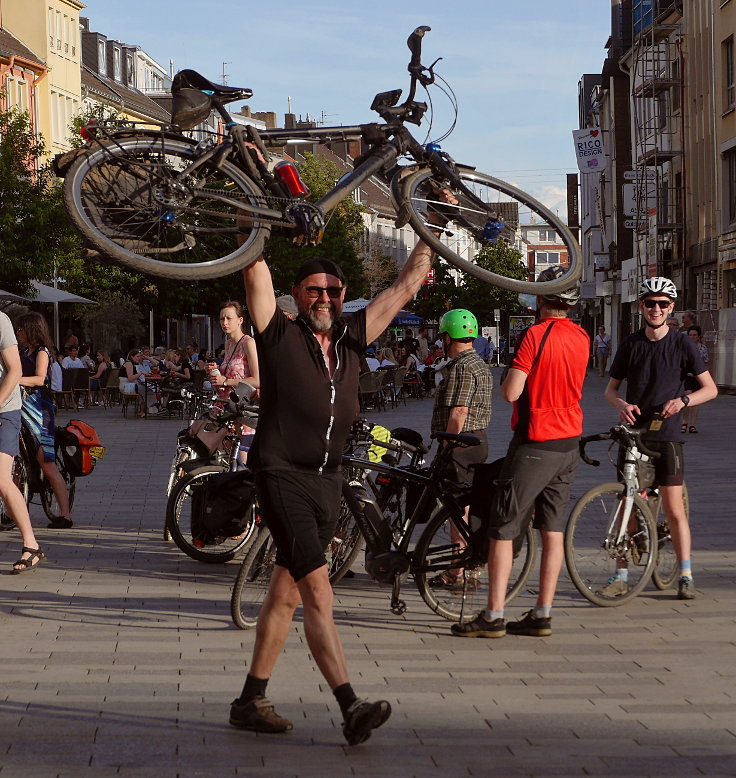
[{"xmin": 630, "ymin": 0, "xmax": 684, "ymax": 284}]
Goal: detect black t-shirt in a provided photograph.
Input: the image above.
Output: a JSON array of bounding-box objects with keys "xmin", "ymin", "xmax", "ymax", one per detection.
[
  {"xmin": 609, "ymin": 328, "xmax": 707, "ymax": 442},
  {"xmin": 250, "ymin": 308, "xmax": 367, "ymax": 473}
]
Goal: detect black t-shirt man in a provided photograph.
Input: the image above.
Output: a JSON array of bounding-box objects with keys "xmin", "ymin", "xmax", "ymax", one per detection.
[{"xmin": 609, "ymin": 327, "xmax": 706, "ymax": 442}]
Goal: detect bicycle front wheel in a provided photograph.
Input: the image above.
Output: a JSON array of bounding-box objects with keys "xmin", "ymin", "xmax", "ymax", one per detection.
[
  {"xmin": 166, "ymin": 467, "xmax": 257, "ymax": 563},
  {"xmin": 231, "ymin": 526, "xmax": 276, "ymax": 630},
  {"xmin": 565, "ymin": 483, "xmax": 657, "ymax": 607},
  {"xmin": 396, "ymin": 165, "xmax": 582, "ymax": 294},
  {"xmin": 327, "ymin": 492, "xmax": 364, "ymax": 585},
  {"xmin": 650, "ymin": 483, "xmax": 688, "ymax": 590},
  {"xmin": 413, "ymin": 506, "xmax": 537, "ymax": 622},
  {"xmin": 63, "ymin": 136, "xmax": 270, "ymax": 280},
  {"xmin": 1, "ymin": 456, "xmax": 29, "ymax": 530},
  {"xmin": 41, "ymin": 458, "xmax": 76, "ymax": 521}
]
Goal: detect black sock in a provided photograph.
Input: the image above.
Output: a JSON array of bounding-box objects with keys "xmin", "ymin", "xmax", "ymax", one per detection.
[
  {"xmin": 333, "ymin": 683, "xmax": 358, "ymax": 716},
  {"xmin": 239, "ymin": 674, "xmax": 268, "ymax": 703}
]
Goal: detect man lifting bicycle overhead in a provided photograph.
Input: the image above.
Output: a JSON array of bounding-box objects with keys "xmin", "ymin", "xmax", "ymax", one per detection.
[
  {"xmin": 229, "ymin": 208, "xmax": 448, "ymax": 744},
  {"xmin": 604, "ymin": 277, "xmax": 717, "ymax": 600}
]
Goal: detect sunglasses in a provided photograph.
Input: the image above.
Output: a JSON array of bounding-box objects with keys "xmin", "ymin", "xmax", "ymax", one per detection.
[
  {"xmin": 642, "ymin": 299, "xmax": 672, "ymax": 309},
  {"xmin": 300, "ymin": 285, "xmax": 344, "ymax": 299}
]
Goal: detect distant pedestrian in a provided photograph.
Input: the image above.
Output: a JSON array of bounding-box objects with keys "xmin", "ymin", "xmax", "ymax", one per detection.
[
  {"xmin": 593, "ymin": 326, "xmax": 611, "ymax": 376},
  {"xmin": 682, "ymin": 325, "xmax": 709, "ymax": 434}
]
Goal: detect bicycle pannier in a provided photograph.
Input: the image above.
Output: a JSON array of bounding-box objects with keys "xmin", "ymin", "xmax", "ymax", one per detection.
[
  {"xmin": 57, "ymin": 419, "xmax": 105, "ymax": 477},
  {"xmin": 191, "ymin": 470, "xmax": 255, "ymax": 545}
]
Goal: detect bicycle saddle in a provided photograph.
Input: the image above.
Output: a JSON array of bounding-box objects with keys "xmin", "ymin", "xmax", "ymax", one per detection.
[{"xmin": 172, "ymin": 69, "xmax": 253, "ymax": 101}]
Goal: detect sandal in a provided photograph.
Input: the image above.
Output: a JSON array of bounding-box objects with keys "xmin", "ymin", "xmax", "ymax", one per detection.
[
  {"xmin": 689, "ymin": 426, "xmax": 698, "ymax": 434},
  {"xmin": 12, "ymin": 547, "xmax": 45, "ymax": 574},
  {"xmin": 681, "ymin": 423, "xmax": 687, "ymax": 434}
]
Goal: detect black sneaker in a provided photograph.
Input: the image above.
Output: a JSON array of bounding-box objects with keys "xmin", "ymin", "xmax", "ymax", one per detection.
[
  {"xmin": 677, "ymin": 576, "xmax": 696, "ymax": 600},
  {"xmin": 450, "ymin": 612, "xmax": 505, "ymax": 638},
  {"xmin": 47, "ymin": 516, "xmax": 73, "ymax": 529},
  {"xmin": 505, "ymin": 609, "xmax": 552, "ymax": 637},
  {"xmin": 342, "ymin": 698, "xmax": 391, "ymax": 746},
  {"xmin": 229, "ymin": 695, "xmax": 293, "ymax": 733}
]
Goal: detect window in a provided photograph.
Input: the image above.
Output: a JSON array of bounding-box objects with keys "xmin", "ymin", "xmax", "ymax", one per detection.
[
  {"xmin": 726, "ymin": 148, "xmax": 736, "ymax": 224},
  {"xmin": 64, "ymin": 15, "xmax": 69, "ymax": 53},
  {"xmin": 48, "ymin": 8, "xmax": 55, "ymax": 47},
  {"xmin": 535, "ymin": 252, "xmax": 560, "ymax": 265},
  {"xmin": 671, "ymin": 58, "xmax": 681, "ymax": 112},
  {"xmin": 538, "ymin": 229, "xmax": 558, "ymax": 242},
  {"xmin": 98, "ymin": 40, "xmax": 107, "ymax": 75},
  {"xmin": 56, "ymin": 10, "xmax": 62, "ymax": 50},
  {"xmin": 113, "ymin": 48, "xmax": 121, "ymax": 82},
  {"xmin": 126, "ymin": 53, "xmax": 135, "ymax": 87},
  {"xmin": 724, "ymin": 37, "xmax": 735, "ymax": 111}
]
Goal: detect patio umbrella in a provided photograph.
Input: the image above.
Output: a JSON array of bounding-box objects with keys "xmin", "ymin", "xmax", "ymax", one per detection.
[
  {"xmin": 29, "ymin": 281, "xmax": 96, "ymax": 304},
  {"xmin": 0, "ymin": 288, "xmax": 29, "ymax": 302}
]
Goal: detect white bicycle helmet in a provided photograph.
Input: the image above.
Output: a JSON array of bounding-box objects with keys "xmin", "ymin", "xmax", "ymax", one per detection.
[
  {"xmin": 639, "ymin": 277, "xmax": 677, "ymax": 300},
  {"xmin": 537, "ymin": 265, "xmax": 580, "ymax": 306}
]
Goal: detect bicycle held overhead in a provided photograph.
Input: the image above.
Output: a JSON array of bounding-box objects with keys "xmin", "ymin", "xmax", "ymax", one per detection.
[{"xmin": 55, "ymin": 26, "xmax": 581, "ymax": 294}]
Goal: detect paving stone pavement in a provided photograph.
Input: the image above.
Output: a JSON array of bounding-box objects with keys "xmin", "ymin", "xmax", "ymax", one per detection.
[{"xmin": 1, "ymin": 369, "xmax": 735, "ymax": 777}]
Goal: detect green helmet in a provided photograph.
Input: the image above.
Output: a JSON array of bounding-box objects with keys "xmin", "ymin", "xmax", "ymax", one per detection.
[{"xmin": 438, "ymin": 308, "xmax": 478, "ymax": 340}]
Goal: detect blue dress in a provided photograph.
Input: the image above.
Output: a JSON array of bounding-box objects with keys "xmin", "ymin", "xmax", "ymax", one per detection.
[{"xmin": 20, "ymin": 346, "xmax": 57, "ymax": 463}]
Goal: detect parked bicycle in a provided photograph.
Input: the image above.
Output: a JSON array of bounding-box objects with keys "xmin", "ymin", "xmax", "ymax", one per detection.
[
  {"xmin": 565, "ymin": 423, "xmax": 685, "ymax": 606},
  {"xmin": 164, "ymin": 394, "xmax": 260, "ymax": 563},
  {"xmin": 231, "ymin": 429, "xmax": 537, "ymax": 629},
  {"xmin": 55, "ymin": 26, "xmax": 580, "ymax": 295}
]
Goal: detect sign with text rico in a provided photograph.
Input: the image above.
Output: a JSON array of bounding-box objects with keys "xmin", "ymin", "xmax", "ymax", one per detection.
[{"xmin": 572, "ymin": 128, "xmax": 608, "ymax": 173}]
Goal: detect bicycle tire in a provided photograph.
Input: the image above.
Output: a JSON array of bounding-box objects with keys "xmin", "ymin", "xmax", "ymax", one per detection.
[
  {"xmin": 62, "ymin": 136, "xmax": 270, "ymax": 280},
  {"xmin": 327, "ymin": 492, "xmax": 365, "ymax": 584},
  {"xmin": 413, "ymin": 505, "xmax": 537, "ymax": 622},
  {"xmin": 395, "ymin": 165, "xmax": 582, "ymax": 294},
  {"xmin": 40, "ymin": 457, "xmax": 76, "ymax": 521},
  {"xmin": 231, "ymin": 526, "xmax": 276, "ymax": 630},
  {"xmin": 650, "ymin": 483, "xmax": 688, "ymax": 590},
  {"xmin": 166, "ymin": 466, "xmax": 256, "ymax": 563},
  {"xmin": 0, "ymin": 456, "xmax": 29, "ymax": 530},
  {"xmin": 565, "ymin": 482, "xmax": 657, "ymax": 607}
]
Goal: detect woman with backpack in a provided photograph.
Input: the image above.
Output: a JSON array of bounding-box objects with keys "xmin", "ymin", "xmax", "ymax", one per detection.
[{"xmin": 16, "ymin": 312, "xmax": 74, "ymax": 529}]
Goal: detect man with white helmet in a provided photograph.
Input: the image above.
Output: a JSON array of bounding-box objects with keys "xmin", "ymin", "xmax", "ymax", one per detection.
[
  {"xmin": 604, "ymin": 277, "xmax": 717, "ymax": 600},
  {"xmin": 452, "ymin": 266, "xmax": 589, "ymax": 638}
]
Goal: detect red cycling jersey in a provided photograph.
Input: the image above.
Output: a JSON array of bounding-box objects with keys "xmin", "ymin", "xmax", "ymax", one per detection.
[{"xmin": 510, "ymin": 317, "xmax": 589, "ymax": 442}]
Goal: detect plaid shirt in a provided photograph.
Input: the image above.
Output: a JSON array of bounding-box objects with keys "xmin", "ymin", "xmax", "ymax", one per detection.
[{"xmin": 431, "ymin": 348, "xmax": 492, "ymax": 434}]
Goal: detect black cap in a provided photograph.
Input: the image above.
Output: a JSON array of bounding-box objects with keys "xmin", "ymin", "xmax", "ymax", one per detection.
[{"xmin": 294, "ymin": 257, "xmax": 345, "ymax": 285}]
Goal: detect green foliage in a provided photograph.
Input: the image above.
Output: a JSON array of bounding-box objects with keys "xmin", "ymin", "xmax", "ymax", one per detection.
[
  {"xmin": 264, "ymin": 152, "xmax": 366, "ymax": 296},
  {"xmin": 0, "ymin": 104, "xmax": 82, "ymax": 296}
]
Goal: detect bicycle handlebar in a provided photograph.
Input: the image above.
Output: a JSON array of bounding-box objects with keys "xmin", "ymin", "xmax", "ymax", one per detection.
[{"xmin": 579, "ymin": 423, "xmax": 662, "ymax": 467}]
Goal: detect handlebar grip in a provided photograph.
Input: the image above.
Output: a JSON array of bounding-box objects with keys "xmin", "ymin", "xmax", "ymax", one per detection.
[
  {"xmin": 407, "ymin": 25, "xmax": 431, "ymax": 66},
  {"xmin": 368, "ymin": 435, "xmax": 402, "ymax": 454}
]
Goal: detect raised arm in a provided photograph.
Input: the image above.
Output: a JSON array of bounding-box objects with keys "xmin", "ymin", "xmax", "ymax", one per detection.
[{"xmin": 242, "ymin": 256, "xmax": 277, "ymax": 334}]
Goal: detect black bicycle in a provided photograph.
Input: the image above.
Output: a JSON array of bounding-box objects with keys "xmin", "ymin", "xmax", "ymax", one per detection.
[
  {"xmin": 565, "ymin": 424, "xmax": 685, "ymax": 606},
  {"xmin": 56, "ymin": 26, "xmax": 580, "ymax": 294},
  {"xmin": 230, "ymin": 430, "xmax": 537, "ymax": 629}
]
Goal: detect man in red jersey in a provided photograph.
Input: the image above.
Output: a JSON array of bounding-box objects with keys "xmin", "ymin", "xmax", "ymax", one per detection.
[{"xmin": 452, "ymin": 266, "xmax": 589, "ymax": 639}]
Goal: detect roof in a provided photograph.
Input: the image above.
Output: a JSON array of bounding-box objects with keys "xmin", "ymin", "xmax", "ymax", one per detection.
[
  {"xmin": 0, "ymin": 28, "xmax": 46, "ymax": 68},
  {"xmin": 82, "ymin": 67, "xmax": 170, "ymax": 122}
]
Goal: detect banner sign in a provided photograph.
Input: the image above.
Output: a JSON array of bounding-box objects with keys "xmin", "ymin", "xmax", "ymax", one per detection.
[{"xmin": 572, "ymin": 128, "xmax": 607, "ymax": 173}]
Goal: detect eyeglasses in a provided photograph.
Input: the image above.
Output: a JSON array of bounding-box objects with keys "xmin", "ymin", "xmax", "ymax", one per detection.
[
  {"xmin": 643, "ymin": 299, "xmax": 672, "ymax": 309},
  {"xmin": 299, "ymin": 285, "xmax": 344, "ymax": 299}
]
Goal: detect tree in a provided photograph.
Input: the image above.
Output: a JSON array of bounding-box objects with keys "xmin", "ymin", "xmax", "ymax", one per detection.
[
  {"xmin": 362, "ymin": 242, "xmax": 399, "ymax": 297},
  {"xmin": 263, "ymin": 153, "xmax": 366, "ymax": 295},
  {"xmin": 0, "ymin": 104, "xmax": 82, "ymax": 296}
]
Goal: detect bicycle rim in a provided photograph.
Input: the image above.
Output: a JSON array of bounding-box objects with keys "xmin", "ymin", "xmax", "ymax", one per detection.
[
  {"xmin": 231, "ymin": 527, "xmax": 276, "ymax": 630},
  {"xmin": 327, "ymin": 493, "xmax": 364, "ymax": 584},
  {"xmin": 396, "ymin": 166, "xmax": 582, "ymax": 294},
  {"xmin": 166, "ymin": 468, "xmax": 256, "ymax": 563},
  {"xmin": 565, "ymin": 483, "xmax": 656, "ymax": 607},
  {"xmin": 64, "ymin": 136, "xmax": 270, "ymax": 280},
  {"xmin": 41, "ymin": 459, "xmax": 76, "ymax": 521},
  {"xmin": 413, "ymin": 507, "xmax": 535, "ymax": 622},
  {"xmin": 651, "ymin": 483, "xmax": 688, "ymax": 590}
]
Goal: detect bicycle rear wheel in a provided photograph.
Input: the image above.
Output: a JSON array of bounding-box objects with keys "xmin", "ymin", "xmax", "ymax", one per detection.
[
  {"xmin": 40, "ymin": 457, "xmax": 76, "ymax": 521},
  {"xmin": 63, "ymin": 136, "xmax": 270, "ymax": 280},
  {"xmin": 565, "ymin": 483, "xmax": 657, "ymax": 606},
  {"xmin": 327, "ymin": 492, "xmax": 364, "ymax": 584},
  {"xmin": 395, "ymin": 165, "xmax": 582, "ymax": 294},
  {"xmin": 649, "ymin": 483, "xmax": 688, "ymax": 590},
  {"xmin": 166, "ymin": 467, "xmax": 256, "ymax": 563},
  {"xmin": 413, "ymin": 506, "xmax": 537, "ymax": 622},
  {"xmin": 1, "ymin": 456, "xmax": 29, "ymax": 530},
  {"xmin": 231, "ymin": 526, "xmax": 276, "ymax": 629}
]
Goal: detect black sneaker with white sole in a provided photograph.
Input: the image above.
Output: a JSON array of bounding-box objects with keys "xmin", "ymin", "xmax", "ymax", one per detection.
[{"xmin": 342, "ymin": 698, "xmax": 391, "ymax": 746}]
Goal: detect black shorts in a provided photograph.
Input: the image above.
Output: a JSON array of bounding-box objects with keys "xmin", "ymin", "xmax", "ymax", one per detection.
[
  {"xmin": 255, "ymin": 469, "xmax": 342, "ymax": 582},
  {"xmin": 645, "ymin": 440, "xmax": 685, "ymax": 487},
  {"xmin": 488, "ymin": 436, "xmax": 580, "ymax": 540}
]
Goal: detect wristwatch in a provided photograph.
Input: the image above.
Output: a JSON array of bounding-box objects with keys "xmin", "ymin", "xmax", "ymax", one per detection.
[{"xmin": 680, "ymin": 394, "xmax": 690, "ymax": 406}]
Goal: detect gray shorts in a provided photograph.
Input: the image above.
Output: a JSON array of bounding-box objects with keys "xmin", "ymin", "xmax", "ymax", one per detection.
[
  {"xmin": 488, "ymin": 436, "xmax": 580, "ymax": 540},
  {"xmin": 0, "ymin": 410, "xmax": 21, "ymax": 457}
]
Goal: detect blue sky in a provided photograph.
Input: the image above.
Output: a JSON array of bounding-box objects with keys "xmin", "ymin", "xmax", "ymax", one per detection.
[{"xmin": 83, "ymin": 0, "xmax": 611, "ymax": 214}]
